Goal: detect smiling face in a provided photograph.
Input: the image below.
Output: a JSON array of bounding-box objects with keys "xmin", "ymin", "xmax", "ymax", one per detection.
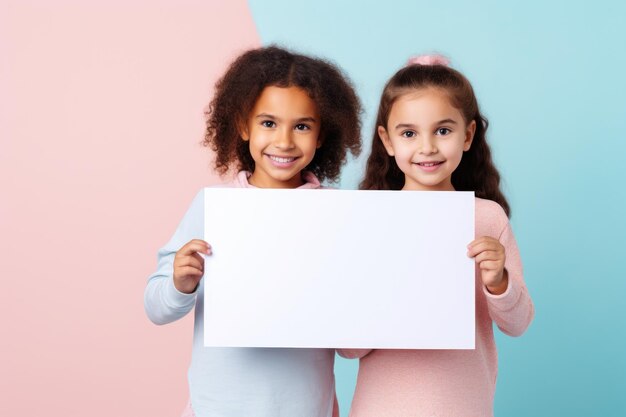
[
  {"xmin": 378, "ymin": 88, "xmax": 476, "ymax": 191},
  {"xmin": 242, "ymin": 86, "xmax": 321, "ymax": 189}
]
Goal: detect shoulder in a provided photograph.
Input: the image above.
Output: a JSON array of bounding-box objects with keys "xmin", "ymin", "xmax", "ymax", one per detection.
[
  {"xmin": 203, "ymin": 172, "xmax": 245, "ymax": 189},
  {"xmin": 475, "ymin": 197, "xmax": 507, "ymax": 219},
  {"xmin": 183, "ymin": 182, "xmax": 230, "ymax": 217},
  {"xmin": 475, "ymin": 197, "xmax": 509, "ymax": 238},
  {"xmin": 181, "ymin": 188, "xmax": 206, "ymax": 220}
]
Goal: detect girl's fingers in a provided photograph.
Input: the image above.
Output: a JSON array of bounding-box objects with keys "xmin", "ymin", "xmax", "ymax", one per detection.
[
  {"xmin": 474, "ymin": 250, "xmax": 504, "ymax": 264},
  {"xmin": 188, "ymin": 240, "xmax": 211, "ymax": 253},
  {"xmin": 191, "ymin": 252, "xmax": 205, "ymax": 266},
  {"xmin": 189, "ymin": 239, "xmax": 212, "ymax": 250},
  {"xmin": 479, "ymin": 260, "xmax": 501, "ymax": 271},
  {"xmin": 176, "ymin": 266, "xmax": 204, "ymax": 279},
  {"xmin": 178, "ymin": 240, "xmax": 212, "ymax": 256},
  {"xmin": 174, "ymin": 240, "xmax": 210, "ymax": 282},
  {"xmin": 467, "ymin": 239, "xmax": 503, "ymax": 258},
  {"xmin": 467, "ymin": 236, "xmax": 495, "ymax": 248},
  {"xmin": 177, "ymin": 255, "xmax": 204, "ymax": 271},
  {"xmin": 468, "ymin": 240, "xmax": 498, "ymax": 253}
]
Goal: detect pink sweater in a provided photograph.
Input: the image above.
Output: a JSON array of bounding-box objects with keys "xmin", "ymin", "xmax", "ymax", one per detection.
[{"xmin": 338, "ymin": 198, "xmax": 534, "ymax": 417}]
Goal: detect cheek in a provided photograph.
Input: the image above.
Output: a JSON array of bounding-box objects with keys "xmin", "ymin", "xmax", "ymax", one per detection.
[
  {"xmin": 250, "ymin": 130, "xmax": 270, "ymax": 146},
  {"xmin": 303, "ymin": 135, "xmax": 321, "ymax": 153},
  {"xmin": 439, "ymin": 139, "xmax": 464, "ymax": 159},
  {"xmin": 393, "ymin": 144, "xmax": 415, "ymax": 162},
  {"xmin": 247, "ymin": 136, "xmax": 266, "ymax": 158}
]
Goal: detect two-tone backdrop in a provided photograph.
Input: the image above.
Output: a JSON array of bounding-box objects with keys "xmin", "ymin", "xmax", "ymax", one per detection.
[{"xmin": 2, "ymin": 1, "xmax": 624, "ymax": 416}]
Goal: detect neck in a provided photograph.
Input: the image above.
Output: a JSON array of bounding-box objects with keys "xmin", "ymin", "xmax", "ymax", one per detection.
[
  {"xmin": 247, "ymin": 172, "xmax": 305, "ymax": 189},
  {"xmin": 402, "ymin": 178, "xmax": 455, "ymax": 191}
]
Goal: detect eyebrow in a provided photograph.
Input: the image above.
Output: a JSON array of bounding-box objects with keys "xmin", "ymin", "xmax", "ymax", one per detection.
[
  {"xmin": 255, "ymin": 113, "xmax": 318, "ymax": 123},
  {"xmin": 295, "ymin": 117, "xmax": 318, "ymax": 123},
  {"xmin": 436, "ymin": 118, "xmax": 458, "ymax": 125},
  {"xmin": 394, "ymin": 119, "xmax": 459, "ymax": 130},
  {"xmin": 394, "ymin": 123, "xmax": 417, "ymax": 130}
]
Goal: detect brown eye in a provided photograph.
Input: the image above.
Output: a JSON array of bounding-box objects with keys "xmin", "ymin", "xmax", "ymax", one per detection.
[
  {"xmin": 436, "ymin": 128, "xmax": 451, "ymax": 135},
  {"xmin": 261, "ymin": 120, "xmax": 276, "ymax": 128}
]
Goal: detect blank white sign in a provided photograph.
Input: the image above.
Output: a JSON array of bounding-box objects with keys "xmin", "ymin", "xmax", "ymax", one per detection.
[{"xmin": 203, "ymin": 188, "xmax": 475, "ymax": 349}]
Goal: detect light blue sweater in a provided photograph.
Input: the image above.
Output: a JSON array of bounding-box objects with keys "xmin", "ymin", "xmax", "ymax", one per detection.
[{"xmin": 144, "ymin": 171, "xmax": 336, "ymax": 417}]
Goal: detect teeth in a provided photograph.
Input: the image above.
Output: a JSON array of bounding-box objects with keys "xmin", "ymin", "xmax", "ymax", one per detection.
[
  {"xmin": 269, "ymin": 155, "xmax": 296, "ymax": 163},
  {"xmin": 420, "ymin": 162, "xmax": 439, "ymax": 167}
]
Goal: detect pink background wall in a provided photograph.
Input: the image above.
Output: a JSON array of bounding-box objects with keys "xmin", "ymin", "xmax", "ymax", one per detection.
[{"xmin": 1, "ymin": 1, "xmax": 259, "ymax": 415}]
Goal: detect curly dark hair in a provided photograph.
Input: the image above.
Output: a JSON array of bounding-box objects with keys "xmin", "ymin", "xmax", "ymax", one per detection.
[
  {"xmin": 360, "ymin": 63, "xmax": 511, "ymax": 217},
  {"xmin": 203, "ymin": 45, "xmax": 362, "ymax": 183}
]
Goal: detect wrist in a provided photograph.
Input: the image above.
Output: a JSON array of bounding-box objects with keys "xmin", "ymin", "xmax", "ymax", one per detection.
[
  {"xmin": 175, "ymin": 281, "xmax": 197, "ymax": 294},
  {"xmin": 173, "ymin": 275, "xmax": 198, "ymax": 294},
  {"xmin": 486, "ymin": 269, "xmax": 508, "ymax": 295},
  {"xmin": 166, "ymin": 276, "xmax": 198, "ymax": 308}
]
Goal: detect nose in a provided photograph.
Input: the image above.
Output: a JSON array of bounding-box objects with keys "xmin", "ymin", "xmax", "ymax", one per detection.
[
  {"xmin": 274, "ymin": 127, "xmax": 295, "ymax": 150},
  {"xmin": 419, "ymin": 135, "xmax": 437, "ymax": 155}
]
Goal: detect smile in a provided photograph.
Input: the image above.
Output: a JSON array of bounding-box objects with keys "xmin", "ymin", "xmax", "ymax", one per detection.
[
  {"xmin": 268, "ymin": 155, "xmax": 298, "ymax": 163},
  {"xmin": 414, "ymin": 161, "xmax": 444, "ymax": 172},
  {"xmin": 416, "ymin": 161, "xmax": 443, "ymax": 167},
  {"xmin": 265, "ymin": 154, "xmax": 301, "ymax": 168}
]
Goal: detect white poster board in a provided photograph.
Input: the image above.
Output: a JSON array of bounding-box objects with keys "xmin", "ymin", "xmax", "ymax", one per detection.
[{"xmin": 203, "ymin": 188, "xmax": 475, "ymax": 349}]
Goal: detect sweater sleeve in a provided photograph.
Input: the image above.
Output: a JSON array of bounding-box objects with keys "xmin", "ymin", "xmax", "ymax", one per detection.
[
  {"xmin": 144, "ymin": 190, "xmax": 204, "ymax": 325},
  {"xmin": 483, "ymin": 220, "xmax": 535, "ymax": 337}
]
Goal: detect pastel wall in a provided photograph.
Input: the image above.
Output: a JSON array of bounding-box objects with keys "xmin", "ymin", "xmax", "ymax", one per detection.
[
  {"xmin": 3, "ymin": 1, "xmax": 626, "ymax": 417},
  {"xmin": 248, "ymin": 0, "xmax": 626, "ymax": 416},
  {"xmin": 1, "ymin": 1, "xmax": 258, "ymax": 416}
]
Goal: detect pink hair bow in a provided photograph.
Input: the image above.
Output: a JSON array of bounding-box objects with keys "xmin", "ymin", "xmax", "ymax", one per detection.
[{"xmin": 406, "ymin": 54, "xmax": 450, "ymax": 67}]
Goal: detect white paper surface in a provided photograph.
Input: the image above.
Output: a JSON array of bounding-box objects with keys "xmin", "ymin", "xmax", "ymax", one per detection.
[{"xmin": 203, "ymin": 188, "xmax": 475, "ymax": 349}]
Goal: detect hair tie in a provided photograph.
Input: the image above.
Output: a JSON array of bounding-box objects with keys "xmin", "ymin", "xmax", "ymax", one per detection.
[{"xmin": 406, "ymin": 54, "xmax": 450, "ymax": 67}]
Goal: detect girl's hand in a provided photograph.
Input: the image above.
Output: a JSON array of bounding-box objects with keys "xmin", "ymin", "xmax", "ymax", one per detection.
[
  {"xmin": 173, "ymin": 239, "xmax": 212, "ymax": 294},
  {"xmin": 467, "ymin": 236, "xmax": 508, "ymax": 295}
]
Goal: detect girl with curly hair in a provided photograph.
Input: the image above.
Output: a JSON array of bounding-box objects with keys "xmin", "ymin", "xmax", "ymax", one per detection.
[{"xmin": 145, "ymin": 45, "xmax": 361, "ymax": 417}]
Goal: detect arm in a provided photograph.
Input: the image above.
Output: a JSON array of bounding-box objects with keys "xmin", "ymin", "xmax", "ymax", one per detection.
[
  {"xmin": 144, "ymin": 190, "xmax": 206, "ymax": 325},
  {"xmin": 483, "ymin": 222, "xmax": 535, "ymax": 337}
]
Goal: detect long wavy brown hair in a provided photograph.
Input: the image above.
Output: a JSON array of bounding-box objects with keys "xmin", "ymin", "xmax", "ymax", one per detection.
[
  {"xmin": 360, "ymin": 63, "xmax": 510, "ymax": 217},
  {"xmin": 204, "ymin": 46, "xmax": 362, "ymax": 183}
]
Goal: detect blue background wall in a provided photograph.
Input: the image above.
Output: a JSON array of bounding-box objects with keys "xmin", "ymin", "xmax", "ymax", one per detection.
[{"xmin": 249, "ymin": 1, "xmax": 626, "ymax": 415}]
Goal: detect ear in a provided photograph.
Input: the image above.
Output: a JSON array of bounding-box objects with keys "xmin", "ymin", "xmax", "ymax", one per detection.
[
  {"xmin": 238, "ymin": 118, "xmax": 249, "ymax": 141},
  {"xmin": 316, "ymin": 133, "xmax": 323, "ymax": 149},
  {"xmin": 464, "ymin": 120, "xmax": 476, "ymax": 151},
  {"xmin": 378, "ymin": 125, "xmax": 395, "ymax": 156}
]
